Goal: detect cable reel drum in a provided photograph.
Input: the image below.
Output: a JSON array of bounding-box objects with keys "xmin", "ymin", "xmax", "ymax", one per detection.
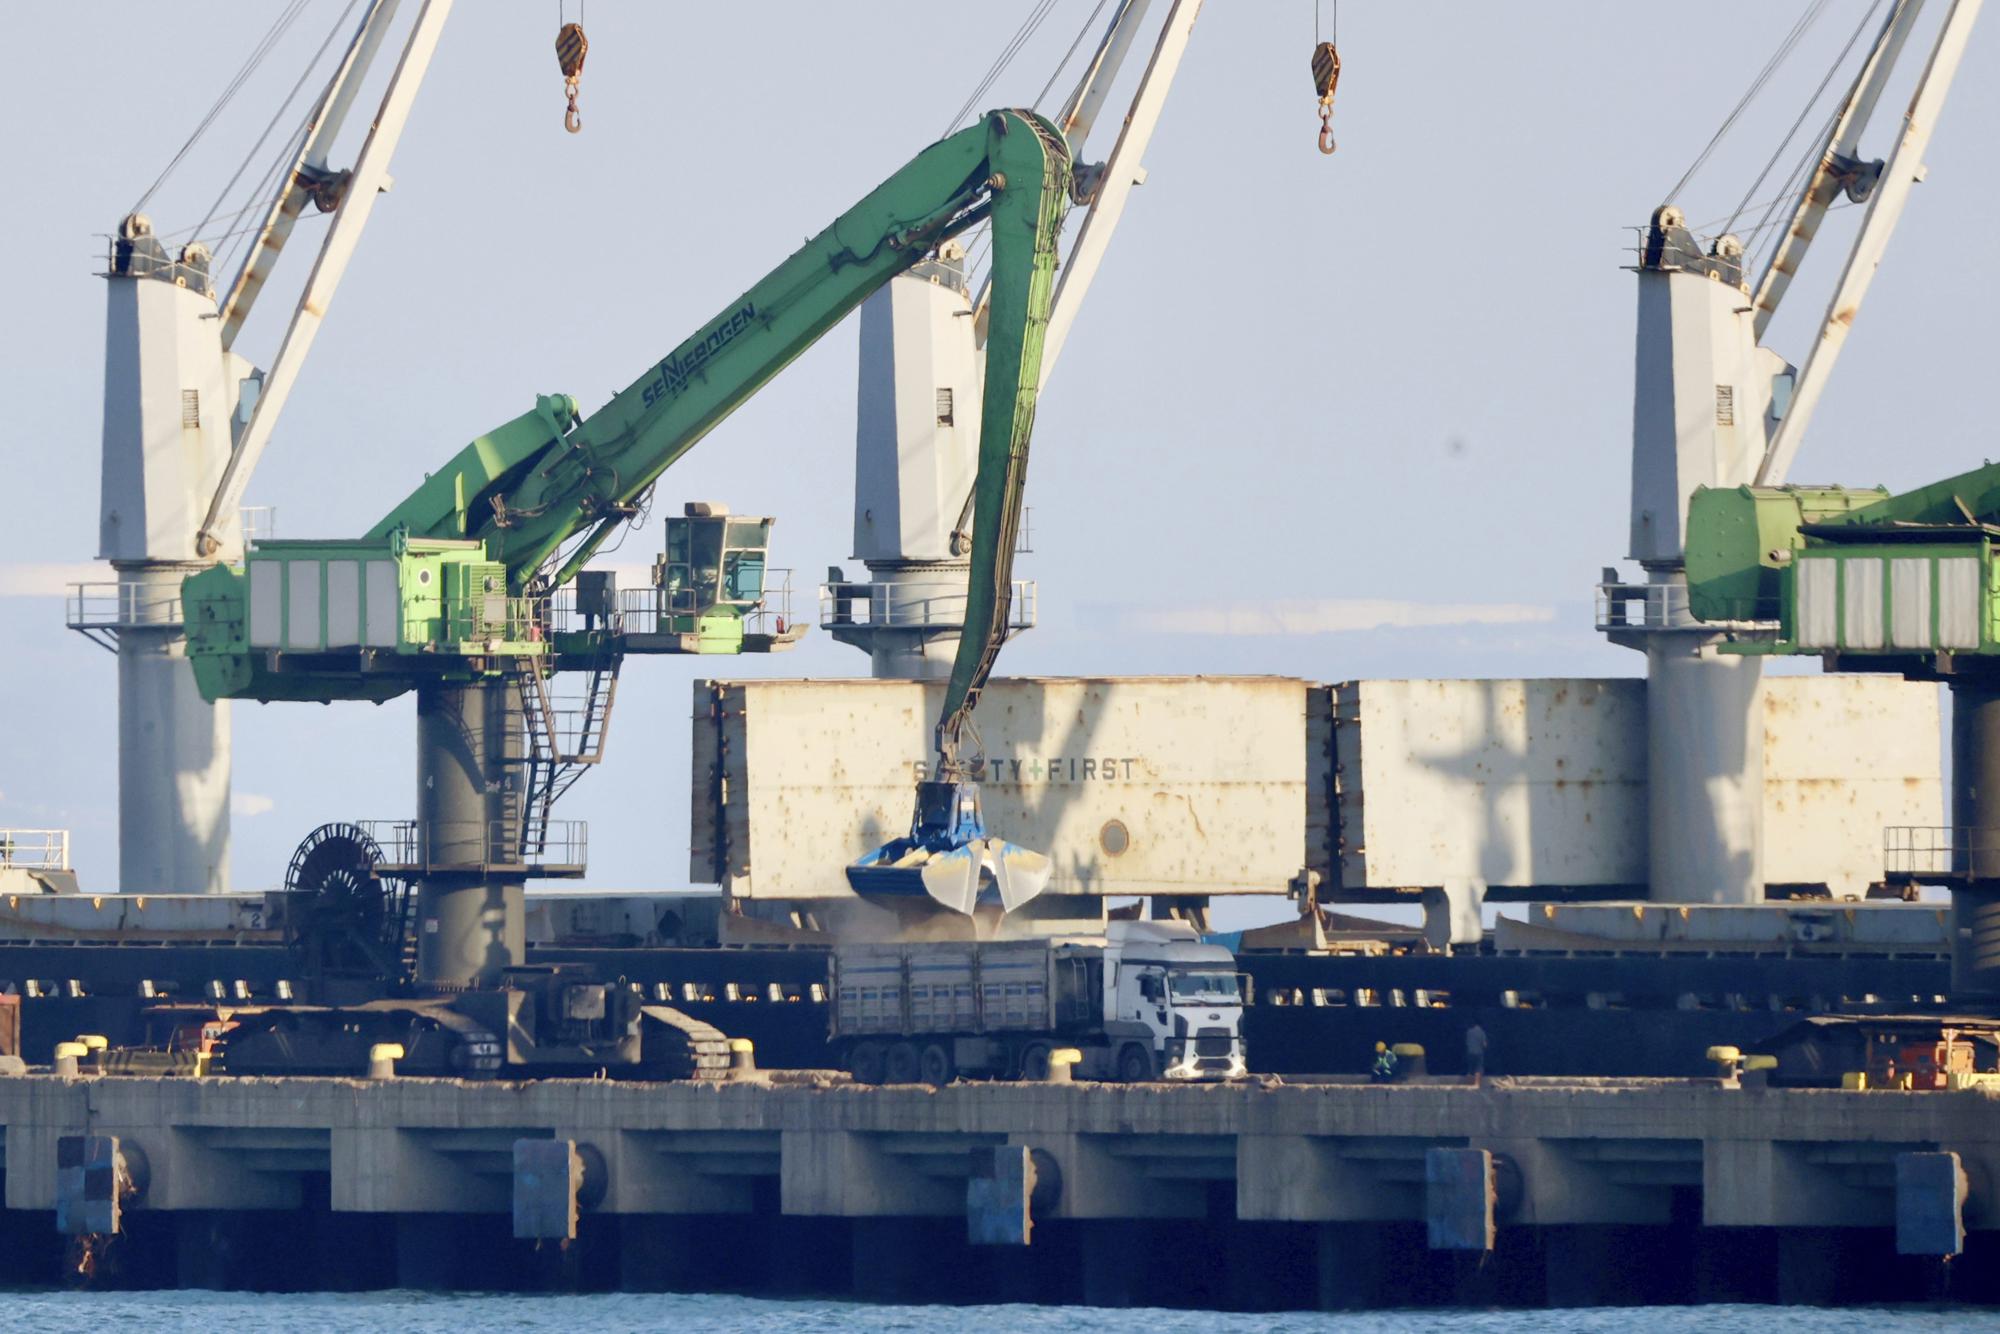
[{"xmin": 282, "ymin": 822, "xmax": 412, "ymax": 987}]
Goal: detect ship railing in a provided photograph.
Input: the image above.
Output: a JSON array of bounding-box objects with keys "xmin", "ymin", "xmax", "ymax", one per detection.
[
  {"xmin": 818, "ymin": 579, "xmax": 1037, "ymax": 632},
  {"xmin": 358, "ymin": 819, "xmax": 588, "ymax": 875},
  {"xmin": 0, "ymin": 830, "xmax": 70, "ymax": 871},
  {"xmin": 1594, "ymin": 580, "xmax": 1780, "ymax": 635}
]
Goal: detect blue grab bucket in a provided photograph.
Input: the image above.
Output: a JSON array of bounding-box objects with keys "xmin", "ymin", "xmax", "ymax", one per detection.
[{"xmin": 846, "ymin": 780, "xmax": 1052, "ymax": 916}]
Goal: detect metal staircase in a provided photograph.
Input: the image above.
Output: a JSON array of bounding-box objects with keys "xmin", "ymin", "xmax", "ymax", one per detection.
[{"xmin": 514, "ymin": 655, "xmax": 620, "ymax": 860}]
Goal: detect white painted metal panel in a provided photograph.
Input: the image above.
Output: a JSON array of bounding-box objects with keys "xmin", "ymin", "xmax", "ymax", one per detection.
[
  {"xmin": 1797, "ymin": 558, "xmax": 1839, "ymax": 647},
  {"xmin": 1762, "ymin": 676, "xmax": 1942, "ymax": 898},
  {"xmin": 286, "ymin": 561, "xmax": 321, "ymax": 650},
  {"xmin": 1843, "ymin": 558, "xmax": 1885, "ymax": 649},
  {"xmin": 697, "ymin": 675, "xmax": 1940, "ymax": 904},
  {"xmin": 248, "ymin": 561, "xmax": 283, "ymax": 647},
  {"xmin": 1334, "ymin": 679, "xmax": 1648, "ymax": 892},
  {"xmin": 695, "ymin": 677, "xmax": 1310, "ymax": 900},
  {"xmin": 1890, "ymin": 558, "xmax": 1932, "ymax": 648},
  {"xmin": 325, "ymin": 560, "xmax": 361, "ymax": 647},
  {"xmin": 1338, "ymin": 676, "xmax": 1938, "ymax": 897},
  {"xmin": 364, "ymin": 560, "xmax": 398, "ymax": 646},
  {"xmin": 1939, "ymin": 557, "xmax": 1981, "ymax": 648}
]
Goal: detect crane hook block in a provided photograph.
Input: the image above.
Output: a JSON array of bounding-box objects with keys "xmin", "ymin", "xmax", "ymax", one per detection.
[
  {"xmin": 1311, "ymin": 41, "xmax": 1340, "ymax": 155},
  {"xmin": 556, "ymin": 22, "xmax": 589, "ymax": 134}
]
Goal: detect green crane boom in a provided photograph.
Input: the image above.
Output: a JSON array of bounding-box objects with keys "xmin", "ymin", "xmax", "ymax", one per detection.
[{"xmin": 182, "ymin": 109, "xmax": 1073, "ymax": 915}]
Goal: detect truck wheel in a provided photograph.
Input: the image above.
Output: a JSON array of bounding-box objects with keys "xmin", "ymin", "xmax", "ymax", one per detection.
[
  {"xmin": 848, "ymin": 1040, "xmax": 887, "ymax": 1085},
  {"xmin": 1019, "ymin": 1041, "xmax": 1053, "ymax": 1082},
  {"xmin": 1117, "ymin": 1043, "xmax": 1154, "ymax": 1083},
  {"xmin": 919, "ymin": 1041, "xmax": 955, "ymax": 1086},
  {"xmin": 885, "ymin": 1040, "xmax": 922, "ymax": 1084}
]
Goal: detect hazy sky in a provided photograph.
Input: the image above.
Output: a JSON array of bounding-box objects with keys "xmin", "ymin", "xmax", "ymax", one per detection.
[{"xmin": 3, "ymin": 2, "xmax": 1995, "ymax": 923}]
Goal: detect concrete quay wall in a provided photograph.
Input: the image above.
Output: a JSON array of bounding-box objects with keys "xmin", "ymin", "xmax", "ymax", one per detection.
[{"xmin": 0, "ymin": 1074, "xmax": 1995, "ymax": 1307}]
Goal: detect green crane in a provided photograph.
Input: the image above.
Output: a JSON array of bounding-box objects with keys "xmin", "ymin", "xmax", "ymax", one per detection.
[
  {"xmin": 1685, "ymin": 461, "xmax": 2000, "ymax": 995},
  {"xmin": 184, "ymin": 109, "xmax": 1071, "ymax": 993}
]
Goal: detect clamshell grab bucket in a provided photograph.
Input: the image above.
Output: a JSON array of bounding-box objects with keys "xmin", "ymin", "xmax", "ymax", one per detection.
[{"xmin": 846, "ymin": 780, "xmax": 1052, "ymax": 915}]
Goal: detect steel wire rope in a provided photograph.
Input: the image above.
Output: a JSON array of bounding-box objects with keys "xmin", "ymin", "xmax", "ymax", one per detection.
[
  {"xmin": 211, "ymin": 121, "xmax": 314, "ymax": 281},
  {"xmin": 1741, "ymin": 108, "xmax": 1843, "ymax": 280},
  {"xmin": 194, "ymin": 0, "xmax": 366, "ymax": 259},
  {"xmin": 958, "ymin": 1, "xmax": 1113, "ymax": 310},
  {"xmin": 1035, "ymin": 0, "xmax": 1113, "ymax": 111},
  {"xmin": 1664, "ymin": 0, "xmax": 1830, "ymax": 204},
  {"xmin": 131, "ymin": 0, "xmax": 313, "ymax": 215},
  {"xmin": 1724, "ymin": 0, "xmax": 1886, "ymax": 243},
  {"xmin": 943, "ymin": 0, "xmax": 1065, "ymax": 138}
]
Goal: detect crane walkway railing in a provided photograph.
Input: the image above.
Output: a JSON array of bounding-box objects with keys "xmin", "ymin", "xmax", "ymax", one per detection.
[
  {"xmin": 541, "ymin": 571, "xmax": 797, "ymax": 639},
  {"xmin": 357, "ymin": 818, "xmax": 587, "ymax": 876},
  {"xmin": 66, "ymin": 583, "xmax": 185, "ymax": 650},
  {"xmin": 0, "ymin": 830, "xmax": 70, "ymax": 871},
  {"xmin": 1594, "ymin": 580, "xmax": 1780, "ymax": 636},
  {"xmin": 1884, "ymin": 827, "xmax": 2000, "ymax": 882},
  {"xmin": 818, "ymin": 579, "xmax": 1037, "ymax": 633}
]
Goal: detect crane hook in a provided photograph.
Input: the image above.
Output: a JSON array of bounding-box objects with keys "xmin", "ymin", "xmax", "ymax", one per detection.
[
  {"xmin": 1311, "ymin": 41, "xmax": 1340, "ymax": 156},
  {"xmin": 556, "ymin": 21, "xmax": 588, "ymax": 134}
]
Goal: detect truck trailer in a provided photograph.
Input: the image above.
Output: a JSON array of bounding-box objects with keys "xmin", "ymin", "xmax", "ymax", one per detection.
[{"xmin": 830, "ymin": 921, "xmax": 1247, "ymax": 1084}]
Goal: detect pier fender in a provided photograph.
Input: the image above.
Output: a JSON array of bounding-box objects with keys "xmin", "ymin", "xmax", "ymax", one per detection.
[
  {"xmin": 1425, "ymin": 1147, "xmax": 1497, "ymax": 1251},
  {"xmin": 1896, "ymin": 1151, "xmax": 1969, "ymax": 1256},
  {"xmin": 55, "ymin": 1135, "xmax": 146, "ymax": 1237},
  {"xmin": 513, "ymin": 1138, "xmax": 585, "ymax": 1241},
  {"xmin": 967, "ymin": 1145, "xmax": 1061, "ymax": 1246}
]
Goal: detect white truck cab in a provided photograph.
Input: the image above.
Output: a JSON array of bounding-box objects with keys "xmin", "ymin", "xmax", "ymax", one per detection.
[{"xmin": 1105, "ymin": 920, "xmax": 1248, "ymax": 1081}]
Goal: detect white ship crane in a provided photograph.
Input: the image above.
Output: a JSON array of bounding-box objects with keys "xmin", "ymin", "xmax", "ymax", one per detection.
[
  {"xmin": 1599, "ymin": 0, "xmax": 1983, "ymax": 909},
  {"xmin": 69, "ymin": 0, "xmax": 453, "ymax": 892}
]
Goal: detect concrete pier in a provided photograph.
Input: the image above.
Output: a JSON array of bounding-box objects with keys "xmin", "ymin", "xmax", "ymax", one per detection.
[{"xmin": 3, "ymin": 1074, "xmax": 1999, "ymax": 1306}]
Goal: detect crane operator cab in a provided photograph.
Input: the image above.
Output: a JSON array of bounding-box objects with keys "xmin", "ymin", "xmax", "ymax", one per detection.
[{"xmin": 651, "ymin": 502, "xmax": 780, "ymax": 654}]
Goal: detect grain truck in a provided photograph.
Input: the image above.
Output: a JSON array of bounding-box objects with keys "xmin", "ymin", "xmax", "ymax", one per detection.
[{"xmin": 830, "ymin": 920, "xmax": 1247, "ymax": 1084}]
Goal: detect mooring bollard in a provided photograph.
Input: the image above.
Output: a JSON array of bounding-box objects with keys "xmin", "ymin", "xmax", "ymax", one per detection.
[
  {"xmin": 730, "ymin": 1037, "xmax": 757, "ymax": 1077},
  {"xmin": 52, "ymin": 1041, "xmax": 86, "ymax": 1078},
  {"xmin": 1048, "ymin": 1047, "xmax": 1082, "ymax": 1084},
  {"xmin": 367, "ymin": 1043, "xmax": 405, "ymax": 1080}
]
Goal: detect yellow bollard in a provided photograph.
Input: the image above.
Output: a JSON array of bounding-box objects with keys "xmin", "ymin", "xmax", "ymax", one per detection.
[
  {"xmin": 1048, "ymin": 1047, "xmax": 1083, "ymax": 1085},
  {"xmin": 729, "ymin": 1038, "xmax": 757, "ymax": 1077},
  {"xmin": 367, "ymin": 1043, "xmax": 405, "ymax": 1081},
  {"xmin": 52, "ymin": 1041, "xmax": 86, "ymax": 1078}
]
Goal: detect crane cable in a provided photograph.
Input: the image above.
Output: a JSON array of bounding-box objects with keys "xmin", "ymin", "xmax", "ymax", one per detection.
[
  {"xmin": 131, "ymin": 0, "xmax": 315, "ymax": 216},
  {"xmin": 942, "ymin": 0, "xmax": 1064, "ymax": 139},
  {"xmin": 1663, "ymin": 0, "xmax": 1830, "ymax": 205},
  {"xmin": 1312, "ymin": 0, "xmax": 1340, "ymax": 155},
  {"xmin": 1725, "ymin": 0, "xmax": 1887, "ymax": 258},
  {"xmin": 195, "ymin": 0, "xmax": 366, "ymax": 269},
  {"xmin": 951, "ymin": 0, "xmax": 1103, "ymax": 290}
]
